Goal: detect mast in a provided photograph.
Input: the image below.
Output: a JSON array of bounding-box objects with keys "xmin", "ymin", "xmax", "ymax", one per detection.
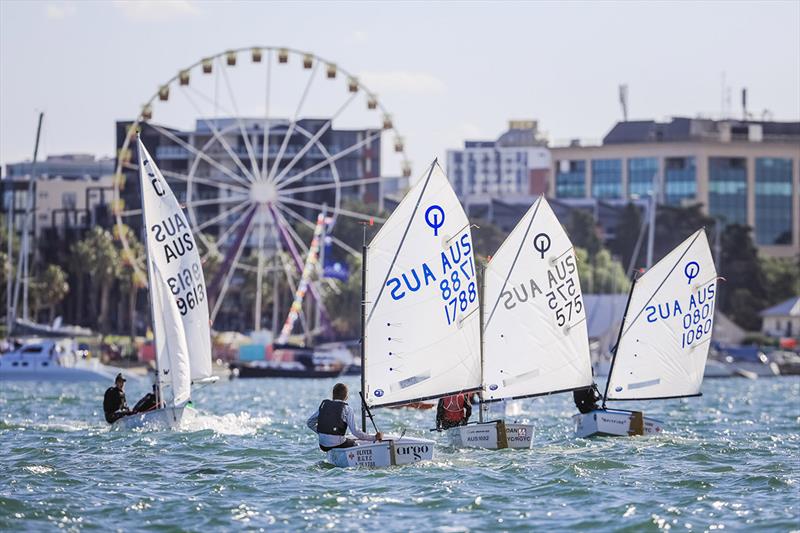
[
  {"xmin": 478, "ymin": 262, "xmax": 486, "ymax": 424},
  {"xmin": 360, "ymin": 223, "xmax": 367, "ymax": 432},
  {"xmin": 137, "ymin": 135, "xmax": 164, "ymax": 407},
  {"xmin": 602, "ymin": 271, "xmax": 638, "ymax": 408},
  {"xmin": 11, "ymin": 112, "xmax": 44, "ymax": 330}
]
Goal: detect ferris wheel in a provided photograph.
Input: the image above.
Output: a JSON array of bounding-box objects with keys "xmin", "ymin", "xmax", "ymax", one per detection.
[{"xmin": 113, "ymin": 46, "xmax": 412, "ymax": 332}]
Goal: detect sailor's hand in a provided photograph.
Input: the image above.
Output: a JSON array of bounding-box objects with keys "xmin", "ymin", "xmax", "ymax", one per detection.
[{"xmin": 374, "ymin": 432, "xmax": 383, "ymax": 442}]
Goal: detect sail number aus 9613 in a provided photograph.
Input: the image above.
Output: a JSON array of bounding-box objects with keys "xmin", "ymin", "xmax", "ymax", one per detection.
[{"xmin": 167, "ymin": 263, "xmax": 206, "ymax": 316}]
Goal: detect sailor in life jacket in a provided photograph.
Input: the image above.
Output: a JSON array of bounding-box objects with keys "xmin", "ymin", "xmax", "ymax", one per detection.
[
  {"xmin": 306, "ymin": 382, "xmax": 383, "ymax": 452},
  {"xmin": 436, "ymin": 393, "xmax": 472, "ymax": 430}
]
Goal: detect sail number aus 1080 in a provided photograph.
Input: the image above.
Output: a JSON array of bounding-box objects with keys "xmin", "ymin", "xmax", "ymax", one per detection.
[{"xmin": 167, "ymin": 263, "xmax": 206, "ymax": 316}]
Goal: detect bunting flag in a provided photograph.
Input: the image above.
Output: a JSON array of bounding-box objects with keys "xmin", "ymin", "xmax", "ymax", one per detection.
[{"xmin": 276, "ymin": 213, "xmax": 327, "ymax": 345}]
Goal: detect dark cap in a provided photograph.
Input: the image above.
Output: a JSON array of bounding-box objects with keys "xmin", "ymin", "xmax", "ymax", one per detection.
[{"xmin": 115, "ymin": 373, "xmax": 126, "ymax": 383}]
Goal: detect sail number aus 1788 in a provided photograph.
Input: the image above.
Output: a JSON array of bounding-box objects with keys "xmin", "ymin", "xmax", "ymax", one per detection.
[{"xmin": 441, "ymin": 257, "xmax": 476, "ymax": 325}]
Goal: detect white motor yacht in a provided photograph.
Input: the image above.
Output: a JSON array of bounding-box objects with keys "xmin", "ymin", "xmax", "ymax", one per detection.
[{"xmin": 0, "ymin": 339, "xmax": 134, "ymax": 382}]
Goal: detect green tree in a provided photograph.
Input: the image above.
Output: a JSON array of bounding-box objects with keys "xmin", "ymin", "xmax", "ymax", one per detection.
[
  {"xmin": 322, "ymin": 254, "xmax": 362, "ymax": 338},
  {"xmin": 761, "ymin": 256, "xmax": 800, "ymax": 306},
  {"xmin": 719, "ymin": 224, "xmax": 767, "ymax": 330},
  {"xmin": 568, "ymin": 209, "xmax": 602, "ymax": 257},
  {"xmin": 29, "ymin": 264, "xmax": 70, "ymax": 322},
  {"xmin": 611, "ymin": 202, "xmax": 644, "ymax": 272},
  {"xmin": 116, "ymin": 226, "xmax": 147, "ymax": 341},
  {"xmin": 653, "ymin": 204, "xmax": 715, "ymax": 261},
  {"xmin": 77, "ymin": 228, "xmax": 121, "ymax": 333},
  {"xmin": 575, "ymin": 247, "xmax": 629, "ymax": 294}
]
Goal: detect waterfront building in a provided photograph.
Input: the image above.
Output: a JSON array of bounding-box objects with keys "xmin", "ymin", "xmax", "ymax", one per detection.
[
  {"xmin": 760, "ymin": 296, "xmax": 800, "ymax": 338},
  {"xmin": 550, "ymin": 117, "xmax": 800, "ymax": 258}
]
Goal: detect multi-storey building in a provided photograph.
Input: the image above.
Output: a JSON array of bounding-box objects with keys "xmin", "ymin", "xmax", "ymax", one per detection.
[
  {"xmin": 550, "ymin": 117, "xmax": 800, "ymax": 258},
  {"xmin": 446, "ymin": 120, "xmax": 551, "ymax": 200}
]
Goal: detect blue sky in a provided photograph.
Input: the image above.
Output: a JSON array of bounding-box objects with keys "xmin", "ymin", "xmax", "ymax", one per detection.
[{"xmin": 1, "ymin": 0, "xmax": 798, "ymax": 177}]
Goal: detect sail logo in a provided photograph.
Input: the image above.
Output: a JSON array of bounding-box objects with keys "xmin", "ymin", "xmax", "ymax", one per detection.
[
  {"xmin": 684, "ymin": 261, "xmax": 700, "ymax": 284},
  {"xmin": 395, "ymin": 444, "xmax": 429, "ymax": 461},
  {"xmin": 424, "ymin": 205, "xmax": 445, "ymax": 236},
  {"xmin": 142, "ymin": 159, "xmax": 166, "ymax": 197},
  {"xmin": 374, "ymin": 389, "xmax": 384, "ymax": 397},
  {"xmin": 533, "ymin": 232, "xmax": 551, "ymax": 259}
]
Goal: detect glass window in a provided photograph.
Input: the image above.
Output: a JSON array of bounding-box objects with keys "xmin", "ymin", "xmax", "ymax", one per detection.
[
  {"xmin": 664, "ymin": 157, "xmax": 696, "ymax": 206},
  {"xmin": 627, "ymin": 158, "xmax": 659, "ymax": 197},
  {"xmin": 709, "ymin": 157, "xmax": 747, "ymax": 227},
  {"xmin": 556, "ymin": 160, "xmax": 585, "ymax": 198},
  {"xmin": 755, "ymin": 158, "xmax": 793, "ymax": 245},
  {"xmin": 591, "ymin": 159, "xmax": 622, "ymax": 199}
]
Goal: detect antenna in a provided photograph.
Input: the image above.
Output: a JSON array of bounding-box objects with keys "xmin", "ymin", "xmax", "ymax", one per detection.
[
  {"xmin": 618, "ymin": 84, "xmax": 629, "ymax": 122},
  {"xmin": 741, "ymin": 88, "xmax": 748, "ymax": 120}
]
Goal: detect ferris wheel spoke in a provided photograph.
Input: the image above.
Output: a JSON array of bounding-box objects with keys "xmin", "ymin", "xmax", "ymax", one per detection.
[
  {"xmin": 265, "ymin": 61, "xmax": 320, "ymax": 182},
  {"xmin": 275, "ymin": 129, "xmax": 382, "ymax": 191},
  {"xmin": 180, "ymin": 86, "xmax": 258, "ymax": 183},
  {"xmin": 260, "ymin": 49, "xmax": 273, "ymax": 180},
  {"xmin": 278, "ymin": 175, "xmax": 389, "ymax": 196},
  {"xmin": 272, "ymin": 207, "xmax": 310, "ymax": 255},
  {"xmin": 271, "ymin": 91, "xmax": 358, "ymax": 186},
  {"xmin": 149, "ymin": 123, "xmax": 253, "ymax": 190},
  {"xmin": 209, "ymin": 208, "xmax": 257, "ymax": 323},
  {"xmin": 205, "ymin": 203, "xmax": 258, "ymax": 255},
  {"xmin": 184, "ymin": 196, "xmax": 247, "ymax": 209},
  {"xmin": 278, "ymin": 196, "xmax": 386, "ymax": 223},
  {"xmin": 254, "ymin": 204, "xmax": 269, "ymax": 330},
  {"xmin": 276, "ymin": 203, "xmax": 360, "ymax": 257},
  {"xmin": 193, "ymin": 201, "xmax": 251, "ymax": 234},
  {"xmin": 120, "ymin": 208, "xmax": 142, "ymax": 218},
  {"xmin": 161, "ymin": 169, "xmax": 249, "ymax": 195},
  {"xmin": 219, "ymin": 57, "xmax": 262, "ymax": 180}
]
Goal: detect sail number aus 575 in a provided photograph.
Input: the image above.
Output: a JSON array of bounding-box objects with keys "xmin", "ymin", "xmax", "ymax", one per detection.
[
  {"xmin": 167, "ymin": 263, "xmax": 206, "ymax": 315},
  {"xmin": 546, "ymin": 278, "xmax": 583, "ymax": 326}
]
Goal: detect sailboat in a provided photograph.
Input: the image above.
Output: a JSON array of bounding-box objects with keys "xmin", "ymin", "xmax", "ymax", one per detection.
[
  {"xmin": 326, "ymin": 160, "xmax": 479, "ymax": 467},
  {"xmin": 113, "ymin": 136, "xmax": 217, "ymax": 430},
  {"xmin": 574, "ymin": 229, "xmax": 718, "ymax": 437},
  {"xmin": 447, "ymin": 196, "xmax": 593, "ymax": 449}
]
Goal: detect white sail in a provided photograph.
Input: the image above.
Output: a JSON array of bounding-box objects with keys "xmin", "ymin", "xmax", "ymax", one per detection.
[
  {"xmin": 606, "ymin": 229, "xmax": 718, "ymax": 400},
  {"xmin": 150, "ymin": 262, "xmax": 191, "ymax": 407},
  {"xmin": 137, "ymin": 138, "xmax": 212, "ymax": 382},
  {"xmin": 364, "ymin": 162, "xmax": 482, "ymax": 407},
  {"xmin": 482, "ymin": 196, "xmax": 592, "ymax": 401}
]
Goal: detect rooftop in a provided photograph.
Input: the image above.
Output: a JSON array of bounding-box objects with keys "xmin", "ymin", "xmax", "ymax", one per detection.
[
  {"xmin": 603, "ymin": 117, "xmax": 800, "ymax": 145},
  {"xmin": 760, "ymin": 296, "xmax": 800, "ymax": 318}
]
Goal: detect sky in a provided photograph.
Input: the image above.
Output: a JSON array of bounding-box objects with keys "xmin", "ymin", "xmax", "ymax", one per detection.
[{"xmin": 1, "ymin": 0, "xmax": 798, "ymax": 178}]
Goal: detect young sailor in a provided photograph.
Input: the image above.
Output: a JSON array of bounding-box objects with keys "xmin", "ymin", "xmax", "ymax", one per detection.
[
  {"xmin": 573, "ymin": 384, "xmax": 602, "ymax": 414},
  {"xmin": 103, "ymin": 373, "xmax": 132, "ymax": 423},
  {"xmin": 307, "ymin": 383, "xmax": 382, "ymax": 451},
  {"xmin": 436, "ymin": 393, "xmax": 472, "ymax": 430}
]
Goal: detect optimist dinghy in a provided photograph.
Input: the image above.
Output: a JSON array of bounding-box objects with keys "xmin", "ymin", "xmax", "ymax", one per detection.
[
  {"xmin": 114, "ymin": 137, "xmax": 217, "ymax": 430},
  {"xmin": 332, "ymin": 161, "xmax": 482, "ymax": 467},
  {"xmin": 448, "ymin": 196, "xmax": 593, "ymax": 449},
  {"xmin": 574, "ymin": 229, "xmax": 718, "ymax": 438}
]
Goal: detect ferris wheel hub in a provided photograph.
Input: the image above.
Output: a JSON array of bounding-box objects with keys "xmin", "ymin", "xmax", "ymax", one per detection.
[{"xmin": 249, "ymin": 181, "xmax": 278, "ymax": 204}]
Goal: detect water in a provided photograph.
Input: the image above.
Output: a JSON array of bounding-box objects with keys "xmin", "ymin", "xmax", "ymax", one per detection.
[{"xmin": 1, "ymin": 377, "xmax": 798, "ymax": 531}]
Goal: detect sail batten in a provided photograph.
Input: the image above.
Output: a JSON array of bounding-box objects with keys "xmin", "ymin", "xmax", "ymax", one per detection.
[
  {"xmin": 364, "ymin": 162, "xmax": 482, "ymax": 408},
  {"xmin": 137, "ymin": 138, "xmax": 213, "ymax": 384},
  {"xmin": 606, "ymin": 229, "xmax": 718, "ymax": 401},
  {"xmin": 482, "ymin": 197, "xmax": 592, "ymax": 401}
]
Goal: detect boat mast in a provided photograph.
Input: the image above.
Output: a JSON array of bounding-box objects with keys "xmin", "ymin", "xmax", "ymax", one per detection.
[
  {"xmin": 360, "ymin": 223, "xmax": 367, "ymax": 433},
  {"xmin": 137, "ymin": 135, "xmax": 164, "ymax": 407},
  {"xmin": 478, "ymin": 262, "xmax": 487, "ymax": 424},
  {"xmin": 11, "ymin": 112, "xmax": 44, "ymax": 330},
  {"xmin": 601, "ymin": 271, "xmax": 639, "ymax": 409}
]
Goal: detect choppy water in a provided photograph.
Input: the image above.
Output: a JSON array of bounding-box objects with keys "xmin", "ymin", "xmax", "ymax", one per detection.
[{"xmin": 1, "ymin": 376, "xmax": 798, "ymax": 531}]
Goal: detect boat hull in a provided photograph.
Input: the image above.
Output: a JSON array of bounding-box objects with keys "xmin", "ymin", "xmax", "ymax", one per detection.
[
  {"xmin": 230, "ymin": 362, "xmax": 341, "ymax": 379},
  {"xmin": 326, "ymin": 437, "xmax": 434, "ymax": 467},
  {"xmin": 111, "ymin": 404, "xmax": 192, "ymax": 430},
  {"xmin": 446, "ymin": 421, "xmax": 533, "ymax": 449},
  {"xmin": 573, "ymin": 409, "xmax": 664, "ymax": 438}
]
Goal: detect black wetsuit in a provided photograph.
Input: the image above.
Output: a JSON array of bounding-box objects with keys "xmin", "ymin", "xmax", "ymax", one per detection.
[
  {"xmin": 103, "ymin": 386, "xmax": 131, "ymax": 423},
  {"xmin": 132, "ymin": 393, "xmax": 157, "ymax": 414},
  {"xmin": 573, "ymin": 385, "xmax": 601, "ymax": 414}
]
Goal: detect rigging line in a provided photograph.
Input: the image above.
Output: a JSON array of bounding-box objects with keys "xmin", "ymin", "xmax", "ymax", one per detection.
[
  {"xmin": 276, "ymin": 203, "xmax": 359, "ymax": 257},
  {"xmin": 192, "ymin": 201, "xmax": 250, "ymax": 234},
  {"xmin": 271, "ymin": 91, "xmax": 358, "ymax": 186},
  {"xmin": 619, "ymin": 230, "xmax": 702, "ymax": 340},
  {"xmin": 366, "ymin": 160, "xmax": 437, "ymax": 325},
  {"xmin": 148, "ymin": 123, "xmax": 252, "ymax": 190},
  {"xmin": 266, "ymin": 61, "xmax": 320, "ymax": 183},
  {"xmin": 484, "ymin": 196, "xmax": 543, "ymax": 330},
  {"xmin": 278, "ymin": 175, "xmax": 389, "ymax": 196},
  {"xmin": 180, "ymin": 86, "xmax": 257, "ymax": 183},
  {"xmin": 218, "ymin": 56, "xmax": 261, "ymax": 180},
  {"xmin": 278, "ymin": 196, "xmax": 385, "ymax": 223},
  {"xmin": 209, "ymin": 208, "xmax": 258, "ymax": 323},
  {"xmin": 260, "ymin": 49, "xmax": 273, "ymax": 181},
  {"xmin": 274, "ymin": 129, "xmax": 382, "ymax": 191},
  {"xmin": 160, "ymin": 168, "xmax": 249, "ymax": 195}
]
